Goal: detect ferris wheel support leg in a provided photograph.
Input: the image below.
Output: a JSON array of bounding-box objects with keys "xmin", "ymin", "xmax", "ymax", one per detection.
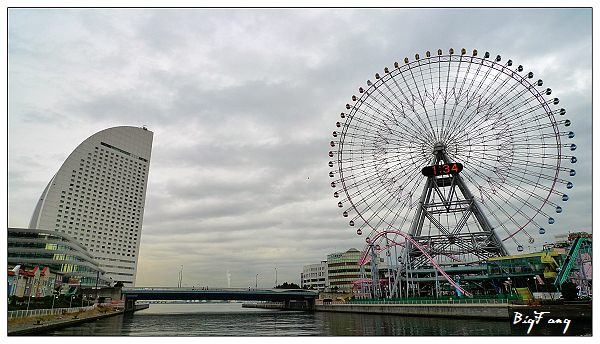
[
  {"xmin": 403, "ymin": 176, "xmax": 434, "ymax": 291},
  {"xmin": 391, "ymin": 269, "xmax": 401, "ymax": 298},
  {"xmin": 408, "ymin": 176, "xmax": 434, "ymax": 237},
  {"xmin": 440, "ymin": 150, "xmax": 508, "ymax": 257}
]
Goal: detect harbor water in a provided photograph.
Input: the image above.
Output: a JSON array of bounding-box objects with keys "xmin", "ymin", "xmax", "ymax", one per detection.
[{"xmin": 41, "ymin": 302, "xmax": 592, "ymax": 336}]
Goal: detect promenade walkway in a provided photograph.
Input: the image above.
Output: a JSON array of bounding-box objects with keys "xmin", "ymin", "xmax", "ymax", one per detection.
[{"xmin": 7, "ymin": 308, "xmax": 124, "ymax": 336}]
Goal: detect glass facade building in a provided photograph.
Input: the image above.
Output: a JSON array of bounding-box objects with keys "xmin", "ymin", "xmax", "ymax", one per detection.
[
  {"xmin": 7, "ymin": 227, "xmax": 111, "ymax": 287},
  {"xmin": 327, "ymin": 248, "xmax": 373, "ymax": 291},
  {"xmin": 28, "ymin": 126, "xmax": 153, "ymax": 286}
]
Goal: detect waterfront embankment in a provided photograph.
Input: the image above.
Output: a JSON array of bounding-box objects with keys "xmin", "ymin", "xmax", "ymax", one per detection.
[
  {"xmin": 244, "ymin": 301, "xmax": 592, "ymax": 320},
  {"xmin": 315, "ymin": 303, "xmax": 510, "ymax": 318},
  {"xmin": 7, "ymin": 304, "xmax": 149, "ymax": 336}
]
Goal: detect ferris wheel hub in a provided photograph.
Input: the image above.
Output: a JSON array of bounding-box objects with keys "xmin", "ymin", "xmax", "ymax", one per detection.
[{"xmin": 433, "ymin": 142, "xmax": 446, "ymax": 153}]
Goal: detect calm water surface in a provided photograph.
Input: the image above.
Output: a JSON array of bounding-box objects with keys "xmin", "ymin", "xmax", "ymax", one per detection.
[{"xmin": 43, "ymin": 303, "xmax": 592, "ymax": 336}]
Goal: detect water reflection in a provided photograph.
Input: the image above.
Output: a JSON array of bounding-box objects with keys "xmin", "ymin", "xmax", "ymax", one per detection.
[
  {"xmin": 41, "ymin": 303, "xmax": 592, "ymax": 336},
  {"xmin": 314, "ymin": 311, "xmax": 512, "ymax": 336}
]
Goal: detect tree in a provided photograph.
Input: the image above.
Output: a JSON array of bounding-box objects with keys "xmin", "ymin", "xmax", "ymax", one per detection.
[
  {"xmin": 113, "ymin": 281, "xmax": 125, "ymax": 288},
  {"xmin": 275, "ymin": 282, "xmax": 300, "ymax": 289}
]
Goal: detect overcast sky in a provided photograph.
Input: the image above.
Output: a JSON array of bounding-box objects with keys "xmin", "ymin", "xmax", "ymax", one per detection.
[{"xmin": 7, "ymin": 8, "xmax": 592, "ymax": 288}]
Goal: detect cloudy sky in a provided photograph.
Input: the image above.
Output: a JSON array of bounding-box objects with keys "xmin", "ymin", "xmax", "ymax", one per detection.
[{"xmin": 7, "ymin": 8, "xmax": 592, "ymax": 288}]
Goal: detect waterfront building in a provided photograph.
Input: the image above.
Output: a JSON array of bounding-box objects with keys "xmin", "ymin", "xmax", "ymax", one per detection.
[
  {"xmin": 8, "ymin": 265, "xmax": 56, "ymax": 297},
  {"xmin": 7, "ymin": 227, "xmax": 111, "ymax": 295},
  {"xmin": 327, "ymin": 248, "xmax": 376, "ymax": 292},
  {"xmin": 27, "ymin": 126, "xmax": 153, "ymax": 286},
  {"xmin": 301, "ymin": 261, "xmax": 328, "ymax": 290}
]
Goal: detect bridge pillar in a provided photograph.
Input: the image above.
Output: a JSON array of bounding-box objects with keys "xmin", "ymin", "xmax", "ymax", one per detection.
[{"xmin": 125, "ymin": 298, "xmax": 136, "ymax": 312}]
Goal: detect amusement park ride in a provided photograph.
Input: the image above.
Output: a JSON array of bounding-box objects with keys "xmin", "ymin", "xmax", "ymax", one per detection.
[{"xmin": 329, "ymin": 48, "xmax": 587, "ymax": 299}]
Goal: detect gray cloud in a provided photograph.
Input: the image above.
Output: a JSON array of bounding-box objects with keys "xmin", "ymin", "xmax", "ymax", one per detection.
[{"xmin": 8, "ymin": 8, "xmax": 592, "ymax": 287}]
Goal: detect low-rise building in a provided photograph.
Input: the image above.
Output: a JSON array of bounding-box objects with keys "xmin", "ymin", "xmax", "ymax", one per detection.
[
  {"xmin": 301, "ymin": 247, "xmax": 387, "ymax": 293},
  {"xmin": 8, "ymin": 227, "xmax": 112, "ymax": 293},
  {"xmin": 8, "ymin": 265, "xmax": 58, "ymax": 297},
  {"xmin": 301, "ymin": 261, "xmax": 328, "ymax": 290},
  {"xmin": 327, "ymin": 248, "xmax": 372, "ymax": 292}
]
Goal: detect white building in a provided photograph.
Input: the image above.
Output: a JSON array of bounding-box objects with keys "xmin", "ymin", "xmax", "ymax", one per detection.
[
  {"xmin": 301, "ymin": 261, "xmax": 328, "ymax": 290},
  {"xmin": 28, "ymin": 126, "xmax": 153, "ymax": 286}
]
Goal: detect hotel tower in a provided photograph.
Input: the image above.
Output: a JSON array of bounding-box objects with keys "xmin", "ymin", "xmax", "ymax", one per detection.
[{"xmin": 29, "ymin": 126, "xmax": 153, "ymax": 286}]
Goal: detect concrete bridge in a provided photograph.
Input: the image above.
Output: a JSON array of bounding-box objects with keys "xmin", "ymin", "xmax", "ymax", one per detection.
[{"xmin": 121, "ymin": 287, "xmax": 319, "ymax": 311}]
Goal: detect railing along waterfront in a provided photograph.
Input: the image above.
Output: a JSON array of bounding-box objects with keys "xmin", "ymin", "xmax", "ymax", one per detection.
[
  {"xmin": 348, "ymin": 294, "xmax": 522, "ymax": 305},
  {"xmin": 7, "ymin": 304, "xmax": 97, "ymax": 319}
]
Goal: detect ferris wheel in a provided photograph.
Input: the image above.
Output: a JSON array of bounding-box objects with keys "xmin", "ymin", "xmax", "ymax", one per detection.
[{"xmin": 329, "ymin": 48, "xmax": 576, "ymax": 271}]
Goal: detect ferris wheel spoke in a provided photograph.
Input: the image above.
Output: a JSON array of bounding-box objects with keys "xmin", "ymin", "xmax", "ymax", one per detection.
[
  {"xmin": 427, "ymin": 56, "xmax": 449, "ymax": 139},
  {"xmin": 487, "ymin": 78, "xmax": 547, "ymax": 116},
  {"xmin": 484, "ymin": 187, "xmax": 545, "ymax": 237},
  {"xmin": 463, "ymin": 65, "xmax": 513, "ymax": 114},
  {"xmin": 500, "ymin": 96, "xmax": 559, "ymax": 123},
  {"xmin": 499, "ymin": 155, "xmax": 566, "ymax": 178},
  {"xmin": 474, "ymin": 169, "xmax": 552, "ymax": 218},
  {"xmin": 342, "ymin": 169, "xmax": 410, "ymax": 212},
  {"xmin": 458, "ymin": 102, "xmax": 556, "ymax": 141},
  {"xmin": 354, "ymin": 91, "xmax": 436, "ymax": 142},
  {"xmin": 383, "ymin": 94, "xmax": 439, "ymax": 142},
  {"xmin": 463, "ymin": 154, "xmax": 560, "ymax": 199},
  {"xmin": 464, "ymin": 145, "xmax": 562, "ymax": 165},
  {"xmin": 443, "ymin": 61, "xmax": 487, "ymax": 133},
  {"xmin": 500, "ymin": 176, "xmax": 561, "ymax": 211},
  {"xmin": 446, "ymin": 58, "xmax": 491, "ymax": 127},
  {"xmin": 447, "ymin": 85, "xmax": 546, "ymax": 142},
  {"xmin": 440, "ymin": 55, "xmax": 481, "ymax": 140},
  {"xmin": 463, "ymin": 171, "xmax": 529, "ymax": 232},
  {"xmin": 396, "ymin": 65, "xmax": 440, "ymax": 140},
  {"xmin": 359, "ymin": 189, "xmax": 409, "ymax": 231},
  {"xmin": 467, "ymin": 167, "xmax": 554, "ymax": 222},
  {"xmin": 465, "ymin": 172, "xmax": 536, "ymax": 235},
  {"xmin": 447, "ymin": 97, "xmax": 549, "ymax": 146},
  {"xmin": 477, "ymin": 73, "xmax": 532, "ymax": 115}
]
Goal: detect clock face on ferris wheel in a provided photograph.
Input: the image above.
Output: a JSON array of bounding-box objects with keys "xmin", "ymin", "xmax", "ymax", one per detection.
[
  {"xmin": 329, "ymin": 48, "xmax": 576, "ymax": 254},
  {"xmin": 421, "ymin": 163, "xmax": 463, "ymax": 177}
]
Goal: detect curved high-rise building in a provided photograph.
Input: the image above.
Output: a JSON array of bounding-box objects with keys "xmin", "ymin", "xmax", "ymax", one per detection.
[{"xmin": 29, "ymin": 126, "xmax": 153, "ymax": 286}]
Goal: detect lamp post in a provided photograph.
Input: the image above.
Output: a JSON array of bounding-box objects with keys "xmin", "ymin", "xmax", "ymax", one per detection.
[
  {"xmin": 95, "ymin": 271, "xmax": 100, "ymax": 302},
  {"xmin": 255, "ymin": 274, "xmax": 258, "ymax": 288},
  {"xmin": 52, "ymin": 292, "xmax": 58, "ymax": 311},
  {"xmin": 26, "ymin": 287, "xmax": 32, "ymax": 312},
  {"xmin": 275, "ymin": 268, "xmax": 277, "ymax": 288},
  {"xmin": 178, "ymin": 265, "xmax": 183, "ymax": 288}
]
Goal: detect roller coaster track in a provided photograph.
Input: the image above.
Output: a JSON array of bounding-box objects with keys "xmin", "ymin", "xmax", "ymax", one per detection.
[
  {"xmin": 361, "ymin": 230, "xmax": 472, "ymax": 297},
  {"xmin": 554, "ymin": 237, "xmax": 591, "ymax": 287}
]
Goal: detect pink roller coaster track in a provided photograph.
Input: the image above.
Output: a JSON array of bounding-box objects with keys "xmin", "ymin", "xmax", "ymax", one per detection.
[
  {"xmin": 361, "ymin": 229, "xmax": 472, "ymax": 297},
  {"xmin": 359, "ymin": 240, "xmax": 462, "ymax": 266}
]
